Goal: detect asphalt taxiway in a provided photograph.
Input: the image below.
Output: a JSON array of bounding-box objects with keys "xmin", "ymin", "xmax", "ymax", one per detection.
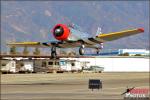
[{"xmin": 1, "ymin": 72, "xmax": 149, "ymax": 100}]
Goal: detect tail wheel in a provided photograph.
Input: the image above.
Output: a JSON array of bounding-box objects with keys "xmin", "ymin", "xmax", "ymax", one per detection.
[
  {"xmin": 96, "ymin": 48, "xmax": 100, "ymax": 54},
  {"xmin": 79, "ymin": 47, "xmax": 85, "ymax": 55}
]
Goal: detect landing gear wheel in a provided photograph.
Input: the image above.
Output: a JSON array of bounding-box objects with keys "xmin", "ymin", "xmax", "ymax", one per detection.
[
  {"xmin": 79, "ymin": 47, "xmax": 85, "ymax": 55},
  {"xmin": 51, "ymin": 52, "xmax": 57, "ymax": 59},
  {"xmin": 51, "ymin": 46, "xmax": 57, "ymax": 59}
]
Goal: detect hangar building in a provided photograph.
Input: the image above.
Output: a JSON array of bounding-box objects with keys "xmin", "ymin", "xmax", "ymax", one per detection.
[
  {"xmin": 61, "ymin": 56, "xmax": 149, "ymax": 72},
  {"xmin": 99, "ymin": 49, "xmax": 149, "ymax": 56}
]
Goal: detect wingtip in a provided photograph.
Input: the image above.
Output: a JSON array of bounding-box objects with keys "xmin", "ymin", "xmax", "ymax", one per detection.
[{"xmin": 138, "ymin": 28, "xmax": 144, "ymax": 32}]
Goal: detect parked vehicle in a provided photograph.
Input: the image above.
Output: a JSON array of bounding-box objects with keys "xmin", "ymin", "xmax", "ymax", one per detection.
[
  {"xmin": 83, "ymin": 65, "xmax": 104, "ymax": 73},
  {"xmin": 1, "ymin": 59, "xmax": 16, "ymax": 73}
]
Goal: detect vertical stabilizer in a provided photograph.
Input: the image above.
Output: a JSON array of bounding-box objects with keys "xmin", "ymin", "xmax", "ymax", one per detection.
[{"xmin": 96, "ymin": 27, "xmax": 102, "ymax": 36}]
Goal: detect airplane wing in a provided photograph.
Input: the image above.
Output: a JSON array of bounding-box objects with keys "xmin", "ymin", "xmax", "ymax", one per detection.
[
  {"xmin": 80, "ymin": 28, "xmax": 144, "ymax": 45},
  {"xmin": 7, "ymin": 42, "xmax": 52, "ymax": 47},
  {"xmin": 7, "ymin": 28, "xmax": 144, "ymax": 48},
  {"xmin": 95, "ymin": 28, "xmax": 144, "ymax": 42}
]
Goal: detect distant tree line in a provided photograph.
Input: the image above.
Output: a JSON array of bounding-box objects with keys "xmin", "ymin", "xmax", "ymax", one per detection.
[
  {"xmin": 8, "ymin": 47, "xmax": 143, "ymax": 56},
  {"xmin": 118, "ymin": 53, "xmax": 142, "ymax": 56},
  {"xmin": 9, "ymin": 46, "xmax": 40, "ymax": 55},
  {"xmin": 60, "ymin": 50, "xmax": 76, "ymax": 56},
  {"xmin": 9, "ymin": 46, "xmax": 76, "ymax": 56}
]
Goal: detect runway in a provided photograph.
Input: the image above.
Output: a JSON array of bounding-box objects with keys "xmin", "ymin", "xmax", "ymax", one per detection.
[{"xmin": 1, "ymin": 72, "xmax": 149, "ymax": 100}]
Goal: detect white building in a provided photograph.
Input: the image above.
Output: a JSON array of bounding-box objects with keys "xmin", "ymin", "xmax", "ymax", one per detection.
[
  {"xmin": 1, "ymin": 55, "xmax": 149, "ymax": 73},
  {"xmin": 61, "ymin": 56, "xmax": 149, "ymax": 72},
  {"xmin": 118, "ymin": 49, "xmax": 149, "ymax": 56},
  {"xmin": 99, "ymin": 49, "xmax": 149, "ymax": 56}
]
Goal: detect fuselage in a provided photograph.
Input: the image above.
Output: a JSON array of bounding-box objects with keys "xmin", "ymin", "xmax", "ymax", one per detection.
[{"xmin": 52, "ymin": 24, "xmax": 90, "ymax": 42}]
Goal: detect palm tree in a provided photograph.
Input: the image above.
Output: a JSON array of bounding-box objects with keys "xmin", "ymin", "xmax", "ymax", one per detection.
[
  {"xmin": 10, "ymin": 46, "xmax": 16, "ymax": 55},
  {"xmin": 23, "ymin": 47, "xmax": 29, "ymax": 55},
  {"xmin": 33, "ymin": 47, "xmax": 40, "ymax": 55}
]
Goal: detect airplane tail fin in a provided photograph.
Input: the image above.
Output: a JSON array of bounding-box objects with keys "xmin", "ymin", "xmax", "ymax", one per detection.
[{"xmin": 96, "ymin": 27, "xmax": 102, "ymax": 36}]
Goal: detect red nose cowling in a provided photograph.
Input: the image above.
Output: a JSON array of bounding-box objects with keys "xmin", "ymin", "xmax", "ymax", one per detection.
[{"xmin": 52, "ymin": 24, "xmax": 70, "ymax": 40}]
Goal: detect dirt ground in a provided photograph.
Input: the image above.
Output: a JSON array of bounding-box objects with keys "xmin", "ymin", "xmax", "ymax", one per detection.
[{"xmin": 1, "ymin": 72, "xmax": 149, "ymax": 100}]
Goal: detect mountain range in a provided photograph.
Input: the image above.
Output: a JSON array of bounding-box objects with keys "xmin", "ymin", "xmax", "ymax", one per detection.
[{"xmin": 1, "ymin": 1, "xmax": 149, "ymax": 54}]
